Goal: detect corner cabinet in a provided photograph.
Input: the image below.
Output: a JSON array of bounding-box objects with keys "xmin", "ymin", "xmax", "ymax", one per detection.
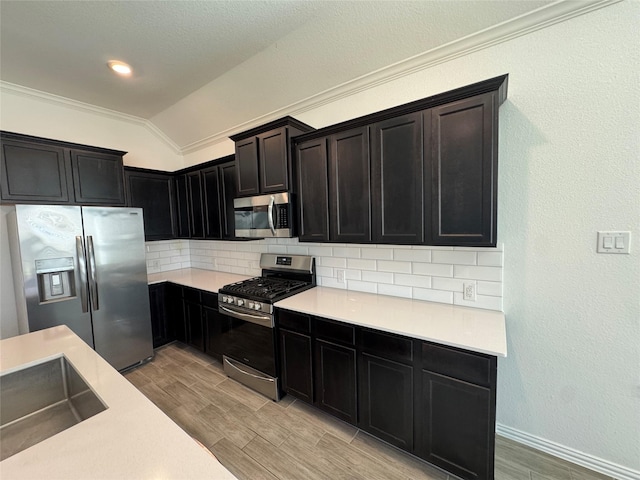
[
  {"xmin": 1, "ymin": 131, "xmax": 126, "ymax": 206},
  {"xmin": 230, "ymin": 117, "xmax": 314, "ymax": 197},
  {"xmin": 275, "ymin": 307, "xmax": 498, "ymax": 480},
  {"xmin": 125, "ymin": 168, "xmax": 177, "ymax": 240},
  {"xmin": 293, "ymin": 74, "xmax": 507, "ymax": 247}
]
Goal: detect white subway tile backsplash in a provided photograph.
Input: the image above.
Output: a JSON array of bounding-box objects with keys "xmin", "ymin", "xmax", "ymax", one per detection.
[
  {"xmin": 453, "ymin": 265, "xmax": 502, "ymax": 282},
  {"xmin": 412, "ymin": 288, "xmax": 454, "ymax": 304},
  {"xmin": 377, "ymin": 260, "xmax": 411, "ymax": 274},
  {"xmin": 413, "ymin": 263, "xmax": 454, "ymax": 277},
  {"xmin": 431, "ymin": 250, "xmax": 477, "ymax": 265},
  {"xmin": 394, "ymin": 248, "xmax": 431, "ymax": 262},
  {"xmin": 347, "ymin": 258, "xmax": 377, "ymax": 271},
  {"xmin": 361, "ymin": 271, "xmax": 394, "ymax": 284},
  {"xmin": 145, "ymin": 238, "xmax": 503, "ymax": 311},
  {"xmin": 361, "ymin": 247, "xmax": 393, "ymax": 260},
  {"xmin": 378, "ymin": 284, "xmax": 412, "ymax": 299}
]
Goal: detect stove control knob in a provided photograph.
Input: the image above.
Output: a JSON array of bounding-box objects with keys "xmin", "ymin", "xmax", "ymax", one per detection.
[
  {"xmin": 228, "ymin": 297, "xmax": 235, "ymax": 304},
  {"xmin": 248, "ymin": 302, "xmax": 254, "ymax": 309},
  {"xmin": 237, "ymin": 299, "xmax": 244, "ymax": 307},
  {"xmin": 253, "ymin": 303, "xmax": 261, "ymax": 311}
]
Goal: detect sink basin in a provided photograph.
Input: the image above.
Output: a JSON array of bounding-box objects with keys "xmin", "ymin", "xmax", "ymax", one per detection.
[{"xmin": 0, "ymin": 355, "xmax": 107, "ymax": 460}]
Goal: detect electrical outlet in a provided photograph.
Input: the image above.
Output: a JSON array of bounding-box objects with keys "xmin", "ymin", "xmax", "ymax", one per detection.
[
  {"xmin": 463, "ymin": 282, "xmax": 476, "ymax": 301},
  {"xmin": 337, "ymin": 269, "xmax": 346, "ymax": 284}
]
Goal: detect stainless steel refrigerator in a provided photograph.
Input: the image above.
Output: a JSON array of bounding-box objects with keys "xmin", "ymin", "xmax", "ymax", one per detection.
[{"xmin": 7, "ymin": 205, "xmax": 153, "ymax": 371}]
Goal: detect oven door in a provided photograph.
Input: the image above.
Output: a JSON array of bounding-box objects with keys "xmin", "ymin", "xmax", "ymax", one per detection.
[{"xmin": 218, "ymin": 305, "xmax": 277, "ymax": 377}]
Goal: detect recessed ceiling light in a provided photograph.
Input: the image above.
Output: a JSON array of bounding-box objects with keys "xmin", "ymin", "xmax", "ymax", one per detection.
[{"xmin": 107, "ymin": 60, "xmax": 132, "ymax": 76}]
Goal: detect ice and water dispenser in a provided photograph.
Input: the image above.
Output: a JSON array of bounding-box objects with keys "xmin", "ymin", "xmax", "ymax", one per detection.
[{"xmin": 35, "ymin": 257, "xmax": 76, "ymax": 303}]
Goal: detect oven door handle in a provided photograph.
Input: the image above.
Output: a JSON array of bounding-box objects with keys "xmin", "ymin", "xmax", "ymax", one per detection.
[
  {"xmin": 267, "ymin": 195, "xmax": 276, "ymax": 236},
  {"xmin": 220, "ymin": 305, "xmax": 274, "ymax": 328},
  {"xmin": 224, "ymin": 357, "xmax": 276, "ymax": 383}
]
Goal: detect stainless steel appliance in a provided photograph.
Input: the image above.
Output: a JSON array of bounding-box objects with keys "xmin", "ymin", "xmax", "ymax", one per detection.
[
  {"xmin": 7, "ymin": 205, "xmax": 153, "ymax": 371},
  {"xmin": 234, "ymin": 192, "xmax": 293, "ymax": 238},
  {"xmin": 218, "ymin": 253, "xmax": 315, "ymax": 400}
]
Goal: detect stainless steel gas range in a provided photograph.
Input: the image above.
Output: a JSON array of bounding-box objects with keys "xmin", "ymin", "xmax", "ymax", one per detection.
[{"xmin": 217, "ymin": 253, "xmax": 316, "ymax": 400}]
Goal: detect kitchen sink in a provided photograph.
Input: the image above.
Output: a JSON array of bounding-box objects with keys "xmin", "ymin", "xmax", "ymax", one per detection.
[{"xmin": 0, "ymin": 355, "xmax": 107, "ymax": 460}]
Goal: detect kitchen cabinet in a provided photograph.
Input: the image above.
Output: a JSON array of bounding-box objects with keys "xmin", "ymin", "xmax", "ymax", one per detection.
[
  {"xmin": 328, "ymin": 127, "xmax": 371, "ymax": 243},
  {"xmin": 148, "ymin": 283, "xmax": 174, "ymax": 348},
  {"xmin": 183, "ymin": 287, "xmax": 205, "ymax": 351},
  {"xmin": 371, "ymin": 112, "xmax": 426, "ymax": 244},
  {"xmin": 174, "ymin": 174, "xmax": 191, "ymax": 238},
  {"xmin": 358, "ymin": 329, "xmax": 415, "ymax": 451},
  {"xmin": 125, "ymin": 168, "xmax": 176, "ymax": 240},
  {"xmin": 275, "ymin": 306, "xmax": 498, "ymax": 480},
  {"xmin": 430, "ymin": 93, "xmax": 497, "ymax": 246},
  {"xmin": 187, "ymin": 172, "xmax": 205, "ymax": 239},
  {"xmin": 1, "ymin": 131, "xmax": 126, "ymax": 206},
  {"xmin": 293, "ymin": 74, "xmax": 507, "ymax": 247},
  {"xmin": 295, "ymin": 138, "xmax": 329, "ymax": 242},
  {"xmin": 165, "ymin": 283, "xmax": 186, "ymax": 343},
  {"xmin": 230, "ymin": 117, "xmax": 314, "ymax": 198},
  {"xmin": 218, "ymin": 161, "xmax": 239, "ymax": 239},
  {"xmin": 418, "ymin": 343, "xmax": 497, "ymax": 480}
]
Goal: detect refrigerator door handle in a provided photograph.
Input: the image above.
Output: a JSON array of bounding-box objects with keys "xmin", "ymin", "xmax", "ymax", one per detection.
[
  {"xmin": 87, "ymin": 235, "xmax": 99, "ymax": 311},
  {"xmin": 76, "ymin": 236, "xmax": 89, "ymax": 313}
]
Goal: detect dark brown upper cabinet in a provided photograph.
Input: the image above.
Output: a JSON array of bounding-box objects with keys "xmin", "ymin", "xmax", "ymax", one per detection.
[
  {"xmin": 329, "ymin": 127, "xmax": 372, "ymax": 243},
  {"xmin": 230, "ymin": 117, "xmax": 314, "ymax": 198},
  {"xmin": 430, "ymin": 92, "xmax": 497, "ymax": 246},
  {"xmin": 1, "ymin": 131, "xmax": 126, "ymax": 206},
  {"xmin": 295, "ymin": 138, "xmax": 329, "ymax": 242},
  {"xmin": 218, "ymin": 161, "xmax": 239, "ymax": 239},
  {"xmin": 293, "ymin": 74, "xmax": 507, "ymax": 247},
  {"xmin": 371, "ymin": 112, "xmax": 426, "ymax": 244},
  {"xmin": 124, "ymin": 168, "xmax": 176, "ymax": 240}
]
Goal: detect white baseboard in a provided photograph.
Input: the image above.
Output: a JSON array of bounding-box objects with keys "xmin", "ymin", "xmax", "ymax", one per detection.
[{"xmin": 496, "ymin": 424, "xmax": 640, "ymax": 480}]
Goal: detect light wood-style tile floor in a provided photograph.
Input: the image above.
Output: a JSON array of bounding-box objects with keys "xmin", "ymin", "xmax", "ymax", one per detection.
[{"xmin": 124, "ymin": 343, "xmax": 614, "ymax": 480}]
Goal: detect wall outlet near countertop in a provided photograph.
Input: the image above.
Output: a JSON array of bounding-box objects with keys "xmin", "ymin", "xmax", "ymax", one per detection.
[{"xmin": 463, "ymin": 282, "xmax": 476, "ymax": 301}]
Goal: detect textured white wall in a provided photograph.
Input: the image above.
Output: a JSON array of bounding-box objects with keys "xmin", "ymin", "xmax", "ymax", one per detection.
[{"xmin": 0, "ymin": 87, "xmax": 183, "ymax": 171}]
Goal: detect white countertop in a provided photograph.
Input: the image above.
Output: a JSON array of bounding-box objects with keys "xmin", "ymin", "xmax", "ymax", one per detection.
[
  {"xmin": 275, "ymin": 287, "xmax": 507, "ymax": 357},
  {"xmin": 148, "ymin": 268, "xmax": 251, "ymax": 292},
  {"xmin": 0, "ymin": 326, "xmax": 237, "ymax": 480}
]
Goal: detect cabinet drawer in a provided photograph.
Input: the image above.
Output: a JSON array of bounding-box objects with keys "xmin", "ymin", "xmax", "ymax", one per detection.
[
  {"xmin": 315, "ymin": 318, "xmax": 355, "ymax": 345},
  {"xmin": 361, "ymin": 329, "xmax": 414, "ymax": 365},
  {"xmin": 183, "ymin": 287, "xmax": 201, "ymax": 304},
  {"xmin": 277, "ymin": 309, "xmax": 311, "ymax": 334},
  {"xmin": 201, "ymin": 292, "xmax": 217, "ymax": 308},
  {"xmin": 422, "ymin": 343, "xmax": 494, "ymax": 387}
]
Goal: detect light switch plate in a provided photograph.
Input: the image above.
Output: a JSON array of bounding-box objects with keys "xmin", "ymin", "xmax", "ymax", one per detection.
[{"xmin": 597, "ymin": 231, "xmax": 631, "ymax": 254}]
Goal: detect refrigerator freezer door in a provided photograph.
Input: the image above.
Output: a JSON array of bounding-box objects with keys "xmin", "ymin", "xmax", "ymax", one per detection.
[
  {"xmin": 81, "ymin": 207, "xmax": 153, "ymax": 371},
  {"xmin": 12, "ymin": 205, "xmax": 94, "ymax": 347}
]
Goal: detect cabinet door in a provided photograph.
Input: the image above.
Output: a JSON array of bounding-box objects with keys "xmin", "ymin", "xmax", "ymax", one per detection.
[
  {"xmin": 258, "ymin": 127, "xmax": 288, "ymax": 193},
  {"xmin": 185, "ymin": 300, "xmax": 204, "ymax": 351},
  {"xmin": 296, "ymin": 138, "xmax": 329, "ymax": 242},
  {"xmin": 359, "ymin": 353, "xmax": 414, "ymax": 451},
  {"xmin": 202, "ymin": 166, "xmax": 222, "ymax": 239},
  {"xmin": 125, "ymin": 170, "xmax": 176, "ymax": 240},
  {"xmin": 279, "ymin": 329, "xmax": 314, "ymax": 403},
  {"xmin": 1, "ymin": 139, "xmax": 71, "ymax": 203},
  {"xmin": 420, "ymin": 371, "xmax": 493, "ymax": 480},
  {"xmin": 328, "ymin": 127, "xmax": 371, "ymax": 243},
  {"xmin": 149, "ymin": 283, "xmax": 173, "ymax": 348},
  {"xmin": 70, "ymin": 150, "xmax": 125, "ymax": 205},
  {"xmin": 219, "ymin": 161, "xmax": 238, "ymax": 239},
  {"xmin": 204, "ymin": 306, "xmax": 231, "ymax": 360},
  {"xmin": 371, "ymin": 112, "xmax": 425, "ymax": 244},
  {"xmin": 165, "ymin": 284, "xmax": 184, "ymax": 343},
  {"xmin": 187, "ymin": 172, "xmax": 204, "ymax": 238},
  {"xmin": 174, "ymin": 174, "xmax": 191, "ymax": 238},
  {"xmin": 431, "ymin": 93, "xmax": 497, "ymax": 246},
  {"xmin": 235, "ymin": 137, "xmax": 260, "ymax": 196},
  {"xmin": 315, "ymin": 339, "xmax": 357, "ymax": 424}
]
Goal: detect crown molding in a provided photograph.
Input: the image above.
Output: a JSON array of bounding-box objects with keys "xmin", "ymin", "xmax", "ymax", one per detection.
[
  {"xmin": 181, "ymin": 0, "xmax": 622, "ymax": 155},
  {"xmin": 0, "ymin": 81, "xmax": 181, "ymax": 155}
]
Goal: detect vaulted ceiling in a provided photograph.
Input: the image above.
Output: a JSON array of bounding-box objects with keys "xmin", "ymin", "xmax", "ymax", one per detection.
[{"xmin": 1, "ymin": 1, "xmax": 560, "ymax": 150}]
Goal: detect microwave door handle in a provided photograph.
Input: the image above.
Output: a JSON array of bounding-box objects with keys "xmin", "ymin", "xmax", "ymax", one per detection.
[{"xmin": 267, "ymin": 196, "xmax": 276, "ymax": 236}]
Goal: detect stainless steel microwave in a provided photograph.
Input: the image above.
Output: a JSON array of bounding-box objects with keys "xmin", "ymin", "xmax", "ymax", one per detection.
[{"xmin": 234, "ymin": 192, "xmax": 293, "ymax": 238}]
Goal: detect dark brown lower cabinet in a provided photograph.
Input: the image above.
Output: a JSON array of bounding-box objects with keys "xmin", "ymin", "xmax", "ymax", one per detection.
[
  {"xmin": 148, "ymin": 283, "xmax": 174, "ymax": 349},
  {"xmin": 359, "ymin": 353, "xmax": 414, "ymax": 451},
  {"xmin": 420, "ymin": 371, "xmax": 493, "ymax": 480},
  {"xmin": 315, "ymin": 339, "xmax": 357, "ymax": 424},
  {"xmin": 204, "ymin": 305, "xmax": 230, "ymax": 361},
  {"xmin": 279, "ymin": 329, "xmax": 314, "ymax": 403},
  {"xmin": 165, "ymin": 283, "xmax": 185, "ymax": 343}
]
